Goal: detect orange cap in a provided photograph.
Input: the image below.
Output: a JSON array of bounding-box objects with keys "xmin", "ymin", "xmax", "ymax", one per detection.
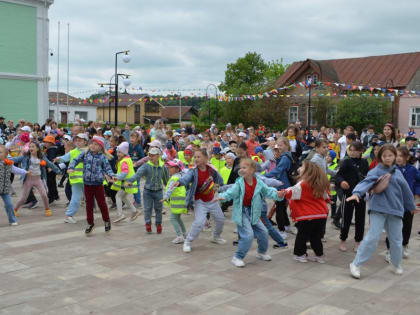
[{"xmin": 43, "ymin": 135, "xmax": 56, "ymax": 144}]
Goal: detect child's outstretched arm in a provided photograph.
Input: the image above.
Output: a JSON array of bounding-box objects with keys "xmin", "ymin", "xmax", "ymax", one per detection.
[
  {"xmin": 218, "ymin": 181, "xmax": 240, "ymax": 201},
  {"xmin": 126, "ymin": 163, "xmax": 148, "ymax": 183},
  {"xmin": 68, "ymin": 152, "xmax": 85, "ymax": 170},
  {"xmin": 163, "ymin": 178, "xmax": 178, "ymax": 201},
  {"xmin": 11, "ymin": 165, "xmax": 27, "ymax": 176},
  {"xmin": 256, "ymin": 174, "xmax": 283, "ymax": 188}
]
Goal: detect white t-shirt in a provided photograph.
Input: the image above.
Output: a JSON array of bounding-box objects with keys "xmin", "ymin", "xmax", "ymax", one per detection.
[
  {"xmin": 338, "ymin": 135, "xmax": 347, "ymax": 159},
  {"xmin": 29, "ymin": 156, "xmax": 42, "ymax": 176}
]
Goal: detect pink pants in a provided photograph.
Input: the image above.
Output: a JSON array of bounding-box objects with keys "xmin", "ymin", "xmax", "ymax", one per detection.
[{"xmin": 15, "ymin": 175, "xmax": 49, "ymax": 210}]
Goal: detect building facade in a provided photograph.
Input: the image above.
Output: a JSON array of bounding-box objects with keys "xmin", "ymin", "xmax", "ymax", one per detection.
[{"xmin": 0, "ymin": 0, "xmax": 53, "ymax": 123}]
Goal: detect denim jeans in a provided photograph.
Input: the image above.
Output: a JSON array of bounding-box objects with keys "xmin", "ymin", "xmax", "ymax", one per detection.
[
  {"xmin": 133, "ymin": 181, "xmax": 142, "ymax": 206},
  {"xmin": 260, "ymin": 202, "xmax": 285, "ymax": 245},
  {"xmin": 235, "ymin": 206, "xmax": 269, "ymax": 259},
  {"xmin": 66, "ymin": 183, "xmax": 83, "ymax": 217},
  {"xmin": 353, "ymin": 210, "xmax": 403, "ymax": 268},
  {"xmin": 1, "ymin": 193, "xmax": 17, "ymax": 224},
  {"xmin": 143, "ymin": 189, "xmax": 163, "ymax": 225}
]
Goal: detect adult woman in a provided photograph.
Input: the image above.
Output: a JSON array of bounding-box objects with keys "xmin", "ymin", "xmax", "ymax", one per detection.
[
  {"xmin": 264, "ymin": 138, "xmax": 293, "ymax": 239},
  {"xmin": 381, "ymin": 123, "xmax": 398, "ymax": 147},
  {"xmin": 153, "ymin": 120, "xmax": 167, "ymax": 147}
]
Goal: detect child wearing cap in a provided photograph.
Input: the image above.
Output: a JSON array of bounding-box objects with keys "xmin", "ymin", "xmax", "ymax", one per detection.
[
  {"xmin": 210, "ymin": 143, "xmax": 225, "ymax": 173},
  {"xmin": 162, "ymin": 159, "xmax": 188, "ymax": 244},
  {"xmin": 43, "ymin": 135, "xmax": 60, "ymax": 205},
  {"xmin": 111, "ymin": 142, "xmax": 141, "ymax": 223},
  {"xmin": 164, "ymin": 141, "xmax": 177, "ymax": 161},
  {"xmin": 178, "ymin": 145, "xmax": 194, "ymax": 169},
  {"xmin": 129, "ymin": 131, "xmax": 145, "ymax": 210},
  {"xmin": 68, "ymin": 136, "xmax": 115, "ymax": 235},
  {"xmin": 125, "ymin": 146, "xmax": 169, "ymax": 234}
]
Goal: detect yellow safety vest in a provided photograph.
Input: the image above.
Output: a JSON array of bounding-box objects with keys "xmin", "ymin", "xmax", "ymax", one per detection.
[
  {"xmin": 327, "ymin": 159, "xmax": 338, "ymax": 196},
  {"xmin": 164, "ymin": 174, "xmax": 187, "ymax": 214},
  {"xmin": 219, "ymin": 166, "xmax": 232, "ymax": 185},
  {"xmin": 210, "ymin": 157, "xmax": 226, "ymax": 173},
  {"xmin": 111, "ymin": 157, "xmax": 138, "ymax": 194},
  {"xmin": 178, "ymin": 151, "xmax": 194, "ymax": 168},
  {"xmin": 251, "ymin": 155, "xmax": 262, "ymax": 164},
  {"xmin": 69, "ymin": 148, "xmax": 84, "ymax": 185}
]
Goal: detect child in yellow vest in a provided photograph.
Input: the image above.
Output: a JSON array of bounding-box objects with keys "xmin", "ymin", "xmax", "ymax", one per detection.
[
  {"xmin": 111, "ymin": 142, "xmax": 141, "ymax": 223},
  {"xmin": 163, "ymin": 159, "xmax": 188, "ymax": 244},
  {"xmin": 210, "ymin": 144, "xmax": 226, "ymax": 172}
]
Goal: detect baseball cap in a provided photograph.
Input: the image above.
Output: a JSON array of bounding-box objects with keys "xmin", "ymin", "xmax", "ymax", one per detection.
[
  {"xmin": 149, "ymin": 147, "xmax": 161, "ymax": 155},
  {"xmin": 21, "ymin": 126, "xmax": 31, "ymax": 132},
  {"xmin": 148, "ymin": 140, "xmax": 162, "ymax": 149},
  {"xmin": 255, "ymin": 146, "xmax": 264, "ymax": 154},
  {"xmin": 63, "ymin": 135, "xmax": 72, "ymax": 141},
  {"xmin": 76, "ymin": 133, "xmax": 89, "ymax": 141},
  {"xmin": 166, "ymin": 159, "xmax": 184, "ymax": 171},
  {"xmin": 192, "ymin": 139, "xmax": 201, "ymax": 146},
  {"xmin": 213, "ymin": 146, "xmax": 222, "ymax": 154},
  {"xmin": 103, "ymin": 130, "xmax": 112, "ymax": 136}
]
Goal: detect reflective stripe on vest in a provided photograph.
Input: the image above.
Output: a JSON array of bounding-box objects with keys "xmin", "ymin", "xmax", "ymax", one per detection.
[
  {"xmin": 111, "ymin": 157, "xmax": 138, "ymax": 193},
  {"xmin": 69, "ymin": 148, "xmax": 83, "ymax": 185},
  {"xmin": 165, "ymin": 175, "xmax": 187, "ymax": 214}
]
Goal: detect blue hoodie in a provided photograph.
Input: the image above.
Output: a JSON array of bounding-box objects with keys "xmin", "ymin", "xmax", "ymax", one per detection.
[
  {"xmin": 264, "ymin": 151, "xmax": 292, "ymax": 189},
  {"xmin": 352, "ymin": 163, "xmax": 416, "ymax": 218}
]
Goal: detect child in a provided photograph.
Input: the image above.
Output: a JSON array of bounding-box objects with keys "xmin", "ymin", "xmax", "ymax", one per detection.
[
  {"xmin": 68, "ymin": 136, "xmax": 115, "ymax": 235},
  {"xmin": 164, "ymin": 141, "xmax": 177, "ymax": 161},
  {"xmin": 104, "ymin": 135, "xmax": 120, "ymax": 209},
  {"xmin": 175, "ymin": 148, "xmax": 225, "ymax": 253},
  {"xmin": 279, "ymin": 160, "xmax": 330, "ymax": 263},
  {"xmin": 218, "ymin": 158, "xmax": 284, "ymax": 267},
  {"xmin": 125, "ymin": 147, "xmax": 169, "ymax": 234},
  {"xmin": 162, "ymin": 159, "xmax": 188, "ymax": 244},
  {"xmin": 210, "ymin": 144, "xmax": 226, "ymax": 173},
  {"xmin": 348, "ymin": 144, "xmax": 417, "ymax": 278},
  {"xmin": 43, "ymin": 135, "xmax": 60, "ymax": 204},
  {"xmin": 129, "ymin": 131, "xmax": 145, "ymax": 209},
  {"xmin": 13, "ymin": 141, "xmax": 60, "ymax": 217},
  {"xmin": 327, "ymin": 150, "xmax": 339, "ymax": 224},
  {"xmin": 181, "ymin": 146, "xmax": 194, "ymax": 169},
  {"xmin": 0, "ymin": 145, "xmax": 27, "ymax": 225},
  {"xmin": 220, "ymin": 152, "xmax": 235, "ymax": 185},
  {"xmin": 384, "ymin": 146, "xmax": 419, "ymax": 261},
  {"xmin": 336, "ymin": 142, "xmax": 369, "ymax": 252},
  {"xmin": 111, "ymin": 142, "xmax": 141, "ymax": 223},
  {"xmin": 55, "ymin": 133, "xmax": 88, "ymax": 223},
  {"xmin": 251, "ymin": 146, "xmax": 265, "ymax": 164}
]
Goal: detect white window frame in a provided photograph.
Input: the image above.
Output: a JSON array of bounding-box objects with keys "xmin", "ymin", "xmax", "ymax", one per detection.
[
  {"xmin": 326, "ymin": 105, "xmax": 337, "ymax": 126},
  {"xmin": 289, "ymin": 106, "xmax": 299, "ymax": 123},
  {"xmin": 75, "ymin": 111, "xmax": 88, "ymax": 121},
  {"xmin": 410, "ymin": 107, "xmax": 420, "ymax": 127},
  {"xmin": 308, "ymin": 106, "xmax": 317, "ymax": 126}
]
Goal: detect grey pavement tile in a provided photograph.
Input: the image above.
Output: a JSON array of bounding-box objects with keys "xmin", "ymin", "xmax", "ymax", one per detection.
[
  {"xmin": 298, "ymin": 304, "xmax": 349, "ymax": 315},
  {"xmin": 179, "ymin": 288, "xmax": 241, "ymax": 311},
  {"xmin": 0, "ymin": 303, "xmax": 41, "ymax": 315}
]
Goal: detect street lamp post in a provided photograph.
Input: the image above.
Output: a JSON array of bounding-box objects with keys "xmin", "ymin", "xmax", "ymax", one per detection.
[
  {"xmin": 206, "ymin": 84, "xmax": 218, "ymax": 125},
  {"xmin": 114, "ymin": 50, "xmax": 131, "ymax": 126}
]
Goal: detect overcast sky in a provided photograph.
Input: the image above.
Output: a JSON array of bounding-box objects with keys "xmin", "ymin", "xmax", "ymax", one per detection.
[{"xmin": 48, "ymin": 0, "xmax": 420, "ymax": 97}]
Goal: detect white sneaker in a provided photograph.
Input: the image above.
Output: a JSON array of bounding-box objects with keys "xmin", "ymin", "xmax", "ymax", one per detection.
[
  {"xmin": 256, "ymin": 253, "xmax": 272, "ymax": 261},
  {"xmin": 29, "ymin": 201, "xmax": 39, "ymax": 209},
  {"xmin": 295, "ymin": 255, "xmax": 308, "ymax": 263},
  {"xmin": 350, "ymin": 262, "xmax": 361, "ymax": 279},
  {"xmin": 384, "ymin": 250, "xmax": 391, "ymax": 263},
  {"xmin": 285, "ymin": 225, "xmax": 297, "ymax": 235},
  {"xmin": 394, "ymin": 264, "xmax": 404, "ymax": 275},
  {"xmin": 10, "ymin": 222, "xmax": 18, "ymax": 226},
  {"xmin": 183, "ymin": 241, "xmax": 192, "ymax": 253},
  {"xmin": 172, "ymin": 236, "xmax": 185, "ymax": 244},
  {"xmin": 211, "ymin": 237, "xmax": 226, "ymax": 245},
  {"xmin": 113, "ymin": 215, "xmax": 126, "ymax": 223},
  {"xmin": 403, "ymin": 246, "xmax": 409, "ymax": 259},
  {"xmin": 279, "ymin": 231, "xmax": 288, "ymax": 240},
  {"xmin": 308, "ymin": 255, "xmax": 326, "ymax": 264},
  {"xmin": 231, "ymin": 256, "xmax": 245, "ymax": 267},
  {"xmin": 64, "ymin": 216, "xmax": 77, "ymax": 224}
]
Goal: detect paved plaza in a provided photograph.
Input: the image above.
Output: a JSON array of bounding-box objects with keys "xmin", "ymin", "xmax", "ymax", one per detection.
[{"xmin": 1, "ymin": 182, "xmax": 420, "ymax": 315}]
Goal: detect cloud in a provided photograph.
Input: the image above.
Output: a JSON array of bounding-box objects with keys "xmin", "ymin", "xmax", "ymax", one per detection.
[{"xmin": 48, "ymin": 0, "xmax": 420, "ymax": 97}]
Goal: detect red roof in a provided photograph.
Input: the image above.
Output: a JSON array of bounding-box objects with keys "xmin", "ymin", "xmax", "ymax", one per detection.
[
  {"xmin": 276, "ymin": 52, "xmax": 420, "ymax": 88},
  {"xmin": 161, "ymin": 106, "xmax": 193, "ymax": 120}
]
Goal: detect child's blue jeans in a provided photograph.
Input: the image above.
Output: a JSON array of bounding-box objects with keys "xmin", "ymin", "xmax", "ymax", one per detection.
[
  {"xmin": 143, "ymin": 189, "xmax": 163, "ymax": 225},
  {"xmin": 1, "ymin": 193, "xmax": 17, "ymax": 224}
]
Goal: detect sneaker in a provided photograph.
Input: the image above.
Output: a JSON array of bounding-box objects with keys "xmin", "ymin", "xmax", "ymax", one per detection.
[
  {"xmin": 145, "ymin": 223, "xmax": 152, "ymax": 233},
  {"xmin": 295, "ymin": 255, "xmax": 308, "ymax": 263},
  {"xmin": 273, "ymin": 242, "xmax": 288, "ymax": 249},
  {"xmin": 109, "ymin": 203, "xmax": 117, "ymax": 210},
  {"xmin": 113, "ymin": 215, "xmax": 126, "ymax": 223},
  {"xmin": 279, "ymin": 231, "xmax": 288, "ymax": 240},
  {"xmin": 231, "ymin": 256, "xmax": 245, "ymax": 267},
  {"xmin": 10, "ymin": 222, "xmax": 18, "ymax": 226},
  {"xmin": 105, "ymin": 221, "xmax": 111, "ymax": 232},
  {"xmin": 22, "ymin": 202, "xmax": 32, "ymax": 209},
  {"xmin": 183, "ymin": 241, "xmax": 192, "ymax": 253},
  {"xmin": 385, "ymin": 250, "xmax": 391, "ymax": 263},
  {"xmin": 211, "ymin": 237, "xmax": 226, "ymax": 245},
  {"xmin": 172, "ymin": 236, "xmax": 184, "ymax": 244},
  {"xmin": 308, "ymin": 255, "xmax": 326, "ymax": 264},
  {"xmin": 349, "ymin": 262, "xmax": 361, "ymax": 279},
  {"xmin": 285, "ymin": 225, "xmax": 297, "ymax": 235},
  {"xmin": 393, "ymin": 264, "xmax": 404, "ymax": 275},
  {"xmin": 85, "ymin": 224, "xmax": 95, "ymax": 235},
  {"xmin": 44, "ymin": 209, "xmax": 52, "ymax": 217},
  {"xmin": 122, "ymin": 203, "xmax": 128, "ymax": 209},
  {"xmin": 64, "ymin": 216, "xmax": 77, "ymax": 224},
  {"xmin": 130, "ymin": 211, "xmax": 140, "ymax": 221},
  {"xmin": 321, "ymin": 238, "xmax": 327, "ymax": 243},
  {"xmin": 49, "ymin": 200, "xmax": 55, "ymax": 206},
  {"xmin": 29, "ymin": 201, "xmax": 39, "ymax": 209},
  {"xmin": 256, "ymin": 253, "xmax": 272, "ymax": 261},
  {"xmin": 403, "ymin": 246, "xmax": 409, "ymax": 259},
  {"xmin": 156, "ymin": 224, "xmax": 162, "ymax": 234}
]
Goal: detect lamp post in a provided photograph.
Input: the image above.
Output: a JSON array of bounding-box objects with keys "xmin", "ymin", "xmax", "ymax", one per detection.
[
  {"xmin": 114, "ymin": 50, "xmax": 131, "ymax": 126},
  {"xmin": 385, "ymin": 79, "xmax": 395, "ymax": 125},
  {"xmin": 206, "ymin": 84, "xmax": 218, "ymax": 125}
]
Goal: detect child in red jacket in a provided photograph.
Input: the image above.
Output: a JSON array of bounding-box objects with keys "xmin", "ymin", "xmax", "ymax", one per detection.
[{"xmin": 279, "ymin": 160, "xmax": 330, "ymax": 263}]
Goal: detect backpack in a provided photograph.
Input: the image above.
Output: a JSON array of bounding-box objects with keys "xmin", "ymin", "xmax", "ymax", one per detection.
[{"xmin": 285, "ymin": 154, "xmax": 300, "ymax": 186}]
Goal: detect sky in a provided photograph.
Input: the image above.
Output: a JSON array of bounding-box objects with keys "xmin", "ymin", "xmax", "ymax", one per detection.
[{"xmin": 48, "ymin": 0, "xmax": 420, "ymax": 98}]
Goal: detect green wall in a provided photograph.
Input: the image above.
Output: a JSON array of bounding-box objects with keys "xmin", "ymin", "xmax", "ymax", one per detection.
[
  {"xmin": 0, "ymin": 78, "xmax": 38, "ymax": 122},
  {"xmin": 0, "ymin": 1, "xmax": 37, "ymax": 74}
]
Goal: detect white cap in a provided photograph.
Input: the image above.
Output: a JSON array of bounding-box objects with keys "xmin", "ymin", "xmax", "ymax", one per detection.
[
  {"xmin": 238, "ymin": 132, "xmax": 246, "ymax": 137},
  {"xmin": 173, "ymin": 132, "xmax": 181, "ymax": 136},
  {"xmin": 267, "ymin": 137, "xmax": 275, "ymax": 141},
  {"xmin": 21, "ymin": 126, "xmax": 31, "ymax": 132},
  {"xmin": 76, "ymin": 133, "xmax": 89, "ymax": 141},
  {"xmin": 149, "ymin": 147, "xmax": 161, "ymax": 155},
  {"xmin": 63, "ymin": 135, "xmax": 72, "ymax": 141}
]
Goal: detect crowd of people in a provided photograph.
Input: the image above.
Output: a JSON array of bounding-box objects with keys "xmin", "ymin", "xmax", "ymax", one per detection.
[{"xmin": 0, "ymin": 115, "xmax": 419, "ymax": 279}]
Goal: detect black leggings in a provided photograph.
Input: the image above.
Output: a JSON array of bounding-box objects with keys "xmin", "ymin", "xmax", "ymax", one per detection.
[
  {"xmin": 275, "ymin": 199, "xmax": 290, "ymax": 232},
  {"xmin": 294, "ymin": 219, "xmax": 326, "ymax": 256},
  {"xmin": 386, "ymin": 211, "xmax": 413, "ymax": 248},
  {"xmin": 340, "ymin": 197, "xmax": 366, "ymax": 242}
]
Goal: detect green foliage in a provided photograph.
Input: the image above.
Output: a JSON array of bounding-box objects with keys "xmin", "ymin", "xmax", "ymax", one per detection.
[
  {"xmin": 264, "ymin": 59, "xmax": 289, "ymax": 90},
  {"xmin": 335, "ymin": 97, "xmax": 392, "ymax": 132}
]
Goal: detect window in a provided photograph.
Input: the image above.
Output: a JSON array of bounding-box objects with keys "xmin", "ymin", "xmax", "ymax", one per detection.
[
  {"xmin": 308, "ymin": 106, "xmax": 317, "ymax": 126},
  {"xmin": 49, "ymin": 110, "xmax": 55, "ymax": 119},
  {"xmin": 411, "ymin": 107, "xmax": 420, "ymax": 127},
  {"xmin": 135, "ymin": 104, "xmax": 140, "ymax": 113},
  {"xmin": 145, "ymin": 100, "xmax": 159, "ymax": 113},
  {"xmin": 326, "ymin": 105, "xmax": 337, "ymax": 126},
  {"xmin": 75, "ymin": 111, "xmax": 88, "ymax": 121},
  {"xmin": 288, "ymin": 106, "xmax": 298, "ymax": 123},
  {"xmin": 306, "ymin": 73, "xmax": 318, "ymax": 84}
]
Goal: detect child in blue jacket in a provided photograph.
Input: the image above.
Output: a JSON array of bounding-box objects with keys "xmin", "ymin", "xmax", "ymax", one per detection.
[{"xmin": 218, "ymin": 158, "xmax": 283, "ymax": 268}]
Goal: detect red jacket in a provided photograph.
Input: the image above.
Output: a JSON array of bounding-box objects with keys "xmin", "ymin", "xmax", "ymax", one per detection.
[{"xmin": 283, "ymin": 181, "xmax": 329, "ymax": 222}]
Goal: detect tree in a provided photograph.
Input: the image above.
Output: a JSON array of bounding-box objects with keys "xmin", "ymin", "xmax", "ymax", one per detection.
[{"xmin": 335, "ymin": 97, "xmax": 391, "ymax": 132}]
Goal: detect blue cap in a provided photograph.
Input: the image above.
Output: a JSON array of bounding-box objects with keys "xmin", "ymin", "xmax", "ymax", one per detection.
[
  {"xmin": 328, "ymin": 150, "xmax": 336, "ymax": 160},
  {"xmin": 255, "ymin": 146, "xmax": 264, "ymax": 154},
  {"xmin": 213, "ymin": 146, "xmax": 221, "ymax": 154}
]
